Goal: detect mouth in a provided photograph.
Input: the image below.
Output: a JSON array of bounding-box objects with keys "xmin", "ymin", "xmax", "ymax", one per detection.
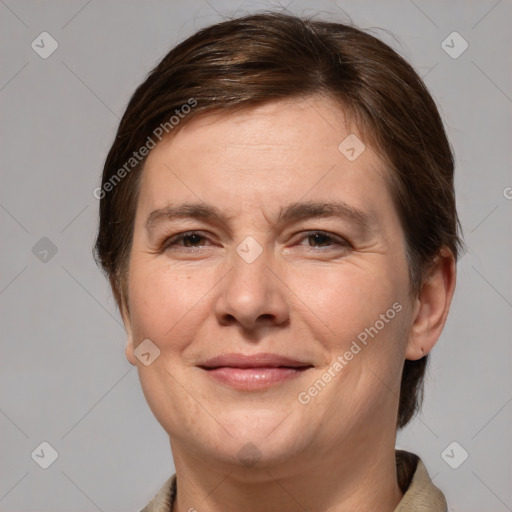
[{"xmin": 198, "ymin": 353, "xmax": 314, "ymax": 390}]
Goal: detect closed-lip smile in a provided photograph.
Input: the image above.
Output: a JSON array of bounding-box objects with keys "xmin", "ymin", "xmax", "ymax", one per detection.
[{"xmin": 198, "ymin": 353, "xmax": 314, "ymax": 390}]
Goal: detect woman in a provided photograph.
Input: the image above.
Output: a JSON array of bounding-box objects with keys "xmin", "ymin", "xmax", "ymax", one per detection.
[{"xmin": 94, "ymin": 12, "xmax": 460, "ymax": 512}]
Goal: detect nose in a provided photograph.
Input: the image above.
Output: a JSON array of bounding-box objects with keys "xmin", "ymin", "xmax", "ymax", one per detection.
[{"xmin": 214, "ymin": 242, "xmax": 290, "ymax": 333}]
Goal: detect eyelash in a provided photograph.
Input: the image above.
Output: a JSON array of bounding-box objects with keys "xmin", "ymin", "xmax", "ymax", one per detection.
[{"xmin": 161, "ymin": 230, "xmax": 351, "ymax": 251}]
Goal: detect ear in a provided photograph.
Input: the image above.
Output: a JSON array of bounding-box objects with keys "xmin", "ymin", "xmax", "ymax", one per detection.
[
  {"xmin": 405, "ymin": 248, "xmax": 457, "ymax": 360},
  {"xmin": 122, "ymin": 300, "xmax": 137, "ymax": 367},
  {"xmin": 111, "ymin": 275, "xmax": 137, "ymax": 367}
]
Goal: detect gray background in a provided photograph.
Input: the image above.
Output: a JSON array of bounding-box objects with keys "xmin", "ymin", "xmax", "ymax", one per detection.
[{"xmin": 1, "ymin": 0, "xmax": 511, "ymax": 510}]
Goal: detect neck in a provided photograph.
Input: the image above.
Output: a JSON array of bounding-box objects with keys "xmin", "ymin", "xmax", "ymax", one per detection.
[{"xmin": 170, "ymin": 436, "xmax": 403, "ymax": 512}]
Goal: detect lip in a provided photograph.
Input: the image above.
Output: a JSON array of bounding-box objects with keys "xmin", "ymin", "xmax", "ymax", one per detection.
[
  {"xmin": 199, "ymin": 352, "xmax": 311, "ymax": 369},
  {"xmin": 198, "ymin": 353, "xmax": 313, "ymax": 390}
]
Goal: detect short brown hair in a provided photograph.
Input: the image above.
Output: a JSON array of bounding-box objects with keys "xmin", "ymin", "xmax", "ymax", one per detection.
[{"xmin": 94, "ymin": 11, "xmax": 462, "ymax": 429}]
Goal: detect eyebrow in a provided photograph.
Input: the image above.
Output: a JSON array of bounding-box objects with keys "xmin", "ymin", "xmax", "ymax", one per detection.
[{"xmin": 146, "ymin": 200, "xmax": 373, "ymax": 233}]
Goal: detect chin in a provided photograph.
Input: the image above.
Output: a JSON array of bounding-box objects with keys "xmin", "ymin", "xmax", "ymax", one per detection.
[{"xmin": 208, "ymin": 414, "xmax": 311, "ymax": 466}]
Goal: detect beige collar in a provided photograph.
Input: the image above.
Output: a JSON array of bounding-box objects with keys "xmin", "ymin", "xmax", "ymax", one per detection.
[{"xmin": 140, "ymin": 449, "xmax": 447, "ymax": 512}]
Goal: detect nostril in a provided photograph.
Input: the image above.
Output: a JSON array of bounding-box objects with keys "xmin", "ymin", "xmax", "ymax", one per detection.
[{"xmin": 221, "ymin": 314, "xmax": 237, "ymax": 326}]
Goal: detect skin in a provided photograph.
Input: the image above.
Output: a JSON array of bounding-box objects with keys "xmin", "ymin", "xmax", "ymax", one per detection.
[{"xmin": 120, "ymin": 96, "xmax": 456, "ymax": 512}]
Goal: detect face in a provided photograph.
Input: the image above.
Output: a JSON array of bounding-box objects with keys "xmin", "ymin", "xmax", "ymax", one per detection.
[{"xmin": 122, "ymin": 96, "xmax": 417, "ymax": 471}]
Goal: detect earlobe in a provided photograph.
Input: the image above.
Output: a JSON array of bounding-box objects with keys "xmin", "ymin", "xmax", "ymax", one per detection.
[
  {"xmin": 405, "ymin": 249, "xmax": 456, "ymax": 361},
  {"xmin": 119, "ymin": 293, "xmax": 137, "ymax": 367},
  {"xmin": 125, "ymin": 339, "xmax": 137, "ymax": 366}
]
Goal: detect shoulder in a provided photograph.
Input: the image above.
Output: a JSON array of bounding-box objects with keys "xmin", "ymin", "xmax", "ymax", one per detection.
[
  {"xmin": 139, "ymin": 474, "xmax": 176, "ymax": 512},
  {"xmin": 394, "ymin": 449, "xmax": 447, "ymax": 512}
]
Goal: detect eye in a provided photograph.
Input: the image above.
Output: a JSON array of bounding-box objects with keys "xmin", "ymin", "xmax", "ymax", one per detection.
[
  {"xmin": 297, "ymin": 231, "xmax": 350, "ymax": 249},
  {"xmin": 160, "ymin": 230, "xmax": 350, "ymax": 253},
  {"xmin": 163, "ymin": 231, "xmax": 211, "ymax": 250}
]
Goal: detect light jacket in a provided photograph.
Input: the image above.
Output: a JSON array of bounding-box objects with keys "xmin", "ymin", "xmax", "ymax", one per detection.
[{"xmin": 140, "ymin": 449, "xmax": 447, "ymax": 511}]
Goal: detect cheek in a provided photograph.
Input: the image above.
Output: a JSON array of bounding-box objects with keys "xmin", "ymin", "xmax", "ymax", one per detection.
[
  {"xmin": 291, "ymin": 259, "xmax": 407, "ymax": 348},
  {"xmin": 297, "ymin": 264, "xmax": 409, "ymax": 423},
  {"xmin": 293, "ymin": 259, "xmax": 411, "ymax": 415},
  {"xmin": 126, "ymin": 261, "xmax": 218, "ymax": 435},
  {"xmin": 127, "ymin": 260, "xmax": 214, "ymax": 348}
]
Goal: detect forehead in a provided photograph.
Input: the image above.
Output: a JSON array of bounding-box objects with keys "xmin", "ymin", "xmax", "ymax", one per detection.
[
  {"xmin": 152, "ymin": 96, "xmax": 361, "ymax": 160},
  {"xmin": 137, "ymin": 96, "xmax": 393, "ymax": 221}
]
